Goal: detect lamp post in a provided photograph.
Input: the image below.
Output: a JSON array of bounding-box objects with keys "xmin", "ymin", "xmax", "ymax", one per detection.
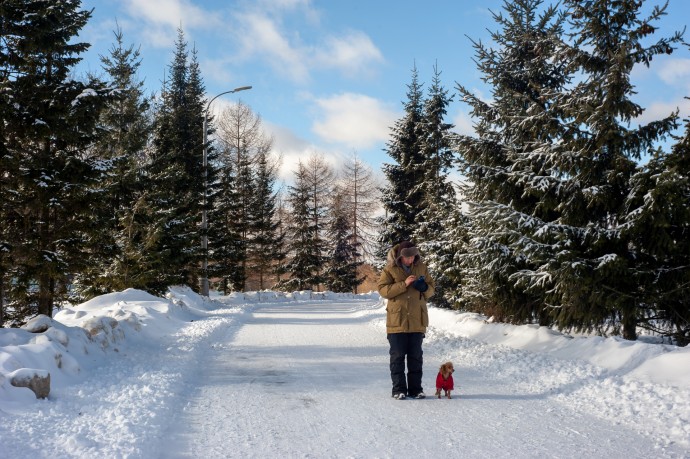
[{"xmin": 201, "ymin": 85, "xmax": 252, "ymax": 296}]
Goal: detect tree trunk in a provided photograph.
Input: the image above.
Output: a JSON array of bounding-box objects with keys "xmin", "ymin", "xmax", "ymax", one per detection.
[
  {"xmin": 0, "ymin": 271, "xmax": 4, "ymax": 326},
  {"xmin": 621, "ymin": 306, "xmax": 637, "ymax": 341},
  {"xmin": 38, "ymin": 273, "xmax": 53, "ymax": 317}
]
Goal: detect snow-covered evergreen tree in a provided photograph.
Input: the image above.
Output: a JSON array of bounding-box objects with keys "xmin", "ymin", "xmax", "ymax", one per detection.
[
  {"xmin": 144, "ymin": 29, "xmax": 206, "ymax": 293},
  {"xmin": 623, "ymin": 116, "xmax": 690, "ymax": 345},
  {"xmin": 378, "ymin": 65, "xmax": 426, "ymax": 259},
  {"xmin": 0, "ymin": 96, "xmax": 14, "ymax": 323},
  {"xmin": 272, "ymin": 192, "xmax": 290, "ymax": 286},
  {"xmin": 208, "ymin": 159, "xmax": 244, "ymax": 294},
  {"xmin": 303, "ymin": 154, "xmax": 333, "ymax": 286},
  {"xmin": 324, "ymin": 191, "xmax": 364, "ymax": 293},
  {"xmin": 276, "ymin": 161, "xmax": 324, "ymax": 291},
  {"xmin": 0, "ymin": 3, "xmax": 18, "ymax": 323},
  {"xmin": 215, "ymin": 101, "xmax": 272, "ymax": 290},
  {"xmin": 413, "ymin": 64, "xmax": 459, "ymax": 309},
  {"xmin": 534, "ymin": 0, "xmax": 682, "ymax": 338},
  {"xmin": 248, "ymin": 150, "xmax": 284, "ymax": 290},
  {"xmin": 458, "ymin": 0, "xmax": 683, "ymax": 338},
  {"xmin": 72, "ymin": 25, "xmax": 153, "ymax": 298},
  {"xmin": 456, "ymin": 0, "xmax": 568, "ymax": 323},
  {"xmin": 0, "ymin": 0, "xmax": 108, "ymax": 319}
]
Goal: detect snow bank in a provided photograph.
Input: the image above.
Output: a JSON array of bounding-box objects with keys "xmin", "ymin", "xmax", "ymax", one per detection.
[
  {"xmin": 0, "ymin": 287, "xmax": 213, "ymax": 406},
  {"xmin": 427, "ymin": 307, "xmax": 690, "ymax": 389}
]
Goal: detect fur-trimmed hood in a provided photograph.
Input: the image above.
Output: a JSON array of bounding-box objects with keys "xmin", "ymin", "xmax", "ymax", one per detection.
[{"xmin": 386, "ymin": 242, "xmax": 421, "ymax": 269}]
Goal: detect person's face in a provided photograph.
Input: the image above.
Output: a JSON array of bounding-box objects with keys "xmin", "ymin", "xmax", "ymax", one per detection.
[{"xmin": 401, "ymin": 255, "xmax": 415, "ymax": 266}]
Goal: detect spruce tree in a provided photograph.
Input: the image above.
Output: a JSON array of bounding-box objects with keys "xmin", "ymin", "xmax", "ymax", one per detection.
[
  {"xmin": 226, "ymin": 146, "xmax": 253, "ymax": 290},
  {"xmin": 429, "ymin": 208, "xmax": 469, "ymax": 309},
  {"xmin": 456, "ymin": 0, "xmax": 568, "ymax": 322},
  {"xmin": 276, "ymin": 162, "xmax": 323, "ymax": 291},
  {"xmin": 0, "ymin": 7, "xmax": 18, "ymax": 323},
  {"xmin": 185, "ymin": 47, "xmax": 208, "ymax": 285},
  {"xmin": 623, "ymin": 117, "xmax": 690, "ymax": 345},
  {"xmin": 72, "ymin": 25, "xmax": 153, "ymax": 298},
  {"xmin": 303, "ymin": 154, "xmax": 333, "ymax": 287},
  {"xmin": 247, "ymin": 150, "xmax": 284, "ymax": 290},
  {"xmin": 215, "ymin": 101, "xmax": 272, "ymax": 290},
  {"xmin": 208, "ymin": 160, "xmax": 244, "ymax": 293},
  {"xmin": 0, "ymin": 118, "xmax": 15, "ymax": 323},
  {"xmin": 378, "ymin": 65, "xmax": 425, "ymax": 257},
  {"xmin": 413, "ymin": 63, "xmax": 458, "ymax": 309},
  {"xmin": 457, "ymin": 0, "xmax": 682, "ymax": 338},
  {"xmin": 145, "ymin": 29, "xmax": 206, "ymax": 293},
  {"xmin": 272, "ymin": 192, "xmax": 290, "ymax": 286},
  {"xmin": 536, "ymin": 0, "xmax": 682, "ymax": 338},
  {"xmin": 0, "ymin": 0, "xmax": 108, "ymax": 319},
  {"xmin": 324, "ymin": 191, "xmax": 364, "ymax": 293}
]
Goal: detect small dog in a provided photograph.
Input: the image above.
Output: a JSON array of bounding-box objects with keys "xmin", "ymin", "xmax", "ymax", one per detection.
[{"xmin": 435, "ymin": 362, "xmax": 455, "ymax": 399}]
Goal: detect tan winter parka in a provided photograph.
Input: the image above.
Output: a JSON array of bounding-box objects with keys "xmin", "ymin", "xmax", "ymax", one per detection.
[{"xmin": 377, "ymin": 244, "xmax": 435, "ymax": 334}]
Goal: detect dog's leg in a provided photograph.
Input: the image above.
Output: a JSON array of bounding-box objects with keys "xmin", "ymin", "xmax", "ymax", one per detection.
[
  {"xmin": 435, "ymin": 389, "xmax": 441, "ymax": 399},
  {"xmin": 446, "ymin": 390, "xmax": 451, "ymax": 399}
]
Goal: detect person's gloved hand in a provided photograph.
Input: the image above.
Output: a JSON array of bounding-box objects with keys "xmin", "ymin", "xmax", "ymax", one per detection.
[{"xmin": 411, "ymin": 275, "xmax": 428, "ymax": 293}]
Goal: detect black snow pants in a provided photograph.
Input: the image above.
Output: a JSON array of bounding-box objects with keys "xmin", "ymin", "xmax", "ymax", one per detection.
[{"xmin": 387, "ymin": 332, "xmax": 424, "ymax": 396}]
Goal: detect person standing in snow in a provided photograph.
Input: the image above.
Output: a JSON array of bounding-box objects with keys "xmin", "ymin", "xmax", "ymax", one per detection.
[{"xmin": 377, "ymin": 241, "xmax": 435, "ymax": 400}]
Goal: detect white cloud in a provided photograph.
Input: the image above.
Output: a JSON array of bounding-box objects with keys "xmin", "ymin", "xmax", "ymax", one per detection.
[
  {"xmin": 122, "ymin": 0, "xmax": 221, "ymax": 47},
  {"xmin": 113, "ymin": 0, "xmax": 382, "ymax": 82},
  {"xmin": 451, "ymin": 109, "xmax": 475, "ymax": 136},
  {"xmin": 234, "ymin": 11, "xmax": 310, "ymax": 82},
  {"xmin": 312, "ymin": 93, "xmax": 398, "ymax": 149},
  {"xmin": 313, "ymin": 31, "xmax": 384, "ymax": 77},
  {"xmin": 263, "ymin": 121, "xmax": 363, "ymax": 186},
  {"xmin": 634, "ymin": 98, "xmax": 690, "ymax": 125},
  {"xmin": 251, "ymin": 0, "xmax": 322, "ymax": 27},
  {"xmin": 657, "ymin": 58, "xmax": 690, "ymax": 87},
  {"xmin": 201, "ymin": 58, "xmax": 237, "ymax": 87},
  {"xmin": 266, "ymin": 122, "xmax": 311, "ymax": 154},
  {"xmin": 124, "ymin": 0, "xmax": 208, "ymax": 28},
  {"xmin": 231, "ymin": 7, "xmax": 382, "ymax": 83},
  {"xmin": 255, "ymin": 0, "xmax": 316, "ymax": 13},
  {"xmin": 280, "ymin": 149, "xmax": 344, "ymax": 176},
  {"xmin": 262, "ymin": 122, "xmax": 314, "ymax": 184},
  {"xmin": 82, "ymin": 17, "xmax": 119, "ymax": 46}
]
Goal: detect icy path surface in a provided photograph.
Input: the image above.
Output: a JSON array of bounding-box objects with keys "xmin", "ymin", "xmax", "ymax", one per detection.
[{"xmin": 160, "ymin": 299, "xmax": 686, "ymax": 458}]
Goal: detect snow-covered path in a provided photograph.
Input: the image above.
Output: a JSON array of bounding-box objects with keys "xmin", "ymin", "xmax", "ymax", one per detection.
[
  {"xmin": 2, "ymin": 291, "xmax": 688, "ymax": 458},
  {"xmin": 159, "ymin": 298, "xmax": 686, "ymax": 458}
]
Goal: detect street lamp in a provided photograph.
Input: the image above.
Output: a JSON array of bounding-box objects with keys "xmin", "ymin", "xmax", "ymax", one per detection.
[{"xmin": 201, "ymin": 85, "xmax": 252, "ymax": 296}]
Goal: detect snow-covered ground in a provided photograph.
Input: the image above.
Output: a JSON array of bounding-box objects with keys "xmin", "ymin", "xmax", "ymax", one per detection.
[{"xmin": 1, "ymin": 287, "xmax": 689, "ymax": 458}]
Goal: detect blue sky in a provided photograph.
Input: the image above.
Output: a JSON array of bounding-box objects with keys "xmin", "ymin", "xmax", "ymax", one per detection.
[{"xmin": 76, "ymin": 0, "xmax": 690, "ymax": 183}]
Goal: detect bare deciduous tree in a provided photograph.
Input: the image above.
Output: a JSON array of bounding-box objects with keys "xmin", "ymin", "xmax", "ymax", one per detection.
[
  {"xmin": 216, "ymin": 101, "xmax": 273, "ymax": 166},
  {"xmin": 338, "ymin": 152, "xmax": 381, "ymax": 261}
]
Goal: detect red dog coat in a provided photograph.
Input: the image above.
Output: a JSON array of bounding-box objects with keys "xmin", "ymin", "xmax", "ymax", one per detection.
[{"xmin": 436, "ymin": 372, "xmax": 454, "ymax": 391}]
